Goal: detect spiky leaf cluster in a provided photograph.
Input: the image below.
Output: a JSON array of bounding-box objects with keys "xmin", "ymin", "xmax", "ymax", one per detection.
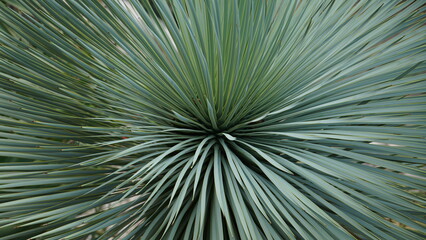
[{"xmin": 0, "ymin": 0, "xmax": 425, "ymax": 239}]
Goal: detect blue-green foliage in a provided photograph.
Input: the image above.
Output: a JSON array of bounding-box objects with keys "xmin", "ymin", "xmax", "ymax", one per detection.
[{"xmin": 0, "ymin": 1, "xmax": 425, "ymax": 239}]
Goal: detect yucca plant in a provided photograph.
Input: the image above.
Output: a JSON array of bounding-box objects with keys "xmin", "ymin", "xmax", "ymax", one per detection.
[{"xmin": 0, "ymin": 0, "xmax": 425, "ymax": 239}]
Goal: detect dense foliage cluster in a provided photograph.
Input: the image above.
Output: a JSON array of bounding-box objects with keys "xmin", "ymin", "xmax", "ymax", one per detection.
[{"xmin": 0, "ymin": 0, "xmax": 425, "ymax": 239}]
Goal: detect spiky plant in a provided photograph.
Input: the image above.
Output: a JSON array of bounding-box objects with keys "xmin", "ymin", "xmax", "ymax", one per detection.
[{"xmin": 0, "ymin": 0, "xmax": 425, "ymax": 239}]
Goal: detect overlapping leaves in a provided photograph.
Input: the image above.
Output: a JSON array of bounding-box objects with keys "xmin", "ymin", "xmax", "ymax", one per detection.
[{"xmin": 0, "ymin": 0, "xmax": 425, "ymax": 239}]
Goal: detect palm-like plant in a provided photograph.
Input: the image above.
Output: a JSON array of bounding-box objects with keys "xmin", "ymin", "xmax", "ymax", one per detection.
[{"xmin": 0, "ymin": 0, "xmax": 425, "ymax": 239}]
